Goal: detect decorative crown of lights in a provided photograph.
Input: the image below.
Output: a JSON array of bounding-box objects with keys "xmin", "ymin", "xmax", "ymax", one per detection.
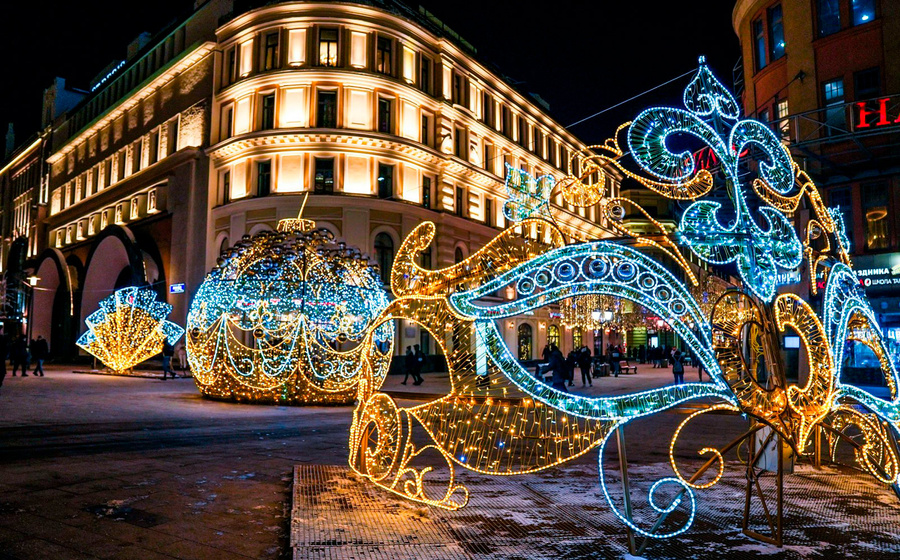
[
  {"xmin": 77, "ymin": 286, "xmax": 184, "ymax": 373},
  {"xmin": 347, "ymin": 57, "xmax": 900, "ymax": 545},
  {"xmin": 186, "ymin": 207, "xmax": 392, "ymax": 404}
]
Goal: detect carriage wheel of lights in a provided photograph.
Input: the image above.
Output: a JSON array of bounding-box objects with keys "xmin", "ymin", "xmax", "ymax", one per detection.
[
  {"xmin": 186, "ymin": 199, "xmax": 393, "ymax": 405},
  {"xmin": 77, "ymin": 286, "xmax": 184, "ymax": 373},
  {"xmin": 349, "ymin": 56, "xmax": 900, "ymax": 548}
]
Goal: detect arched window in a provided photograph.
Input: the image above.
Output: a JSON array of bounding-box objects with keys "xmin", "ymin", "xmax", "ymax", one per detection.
[
  {"xmin": 573, "ymin": 327, "xmax": 583, "ymax": 349},
  {"xmin": 517, "ymin": 323, "xmax": 533, "ymax": 361},
  {"xmin": 218, "ymin": 236, "xmax": 230, "ymax": 256},
  {"xmin": 374, "ymin": 233, "xmax": 394, "ymax": 285},
  {"xmin": 547, "ymin": 325, "xmax": 560, "ymax": 348},
  {"xmin": 454, "ymin": 246, "xmax": 464, "ymax": 264}
]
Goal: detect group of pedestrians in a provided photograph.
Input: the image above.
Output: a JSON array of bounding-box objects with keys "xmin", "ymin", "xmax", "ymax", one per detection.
[
  {"xmin": 0, "ymin": 328, "xmax": 50, "ymax": 394},
  {"xmin": 539, "ymin": 344, "xmax": 594, "ymax": 392}
]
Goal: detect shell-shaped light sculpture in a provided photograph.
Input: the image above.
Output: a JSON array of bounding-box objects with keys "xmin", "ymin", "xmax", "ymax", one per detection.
[
  {"xmin": 77, "ymin": 286, "xmax": 185, "ymax": 373},
  {"xmin": 185, "ymin": 216, "xmax": 392, "ymax": 405}
]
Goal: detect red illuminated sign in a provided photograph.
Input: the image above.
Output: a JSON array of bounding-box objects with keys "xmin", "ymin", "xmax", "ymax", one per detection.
[{"xmin": 856, "ymin": 97, "xmax": 900, "ymax": 129}]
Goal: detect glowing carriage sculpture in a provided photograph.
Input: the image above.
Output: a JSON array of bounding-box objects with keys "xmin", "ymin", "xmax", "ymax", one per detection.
[
  {"xmin": 186, "ymin": 209, "xmax": 392, "ymax": 404},
  {"xmin": 348, "ymin": 58, "xmax": 900, "ymax": 546}
]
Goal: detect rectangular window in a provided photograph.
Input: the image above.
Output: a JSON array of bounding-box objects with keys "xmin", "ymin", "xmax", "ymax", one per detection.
[
  {"xmin": 148, "ymin": 131, "xmax": 159, "ymax": 165},
  {"xmin": 260, "ymin": 93, "xmax": 276, "ymax": 130},
  {"xmin": 752, "ymin": 18, "xmax": 767, "ymax": 71},
  {"xmin": 817, "ymin": 0, "xmax": 841, "ymax": 37},
  {"xmin": 501, "ymin": 105, "xmax": 512, "ymax": 137},
  {"xmin": 759, "ymin": 108, "xmax": 770, "ymax": 124},
  {"xmin": 219, "ymin": 171, "xmax": 231, "ymax": 205},
  {"xmin": 317, "ymin": 90, "xmax": 337, "ymax": 128},
  {"xmin": 485, "ymin": 197, "xmax": 493, "ymax": 227},
  {"xmin": 263, "ymin": 32, "xmax": 279, "ymax": 71},
  {"xmin": 775, "ymin": 99, "xmax": 790, "ymax": 141},
  {"xmin": 455, "ymin": 186, "xmax": 465, "ymax": 217},
  {"xmin": 422, "ymin": 176, "xmax": 431, "ymax": 209},
  {"xmin": 851, "ymin": 0, "xmax": 876, "ymax": 26},
  {"xmin": 854, "ymin": 67, "xmax": 880, "ymax": 100},
  {"xmin": 452, "ymin": 72, "xmax": 467, "ymax": 106},
  {"xmin": 483, "ymin": 142, "xmax": 494, "ymax": 174},
  {"xmin": 768, "ymin": 5, "xmax": 785, "ymax": 61},
  {"xmin": 225, "ymin": 47, "xmax": 237, "ymax": 86},
  {"xmin": 314, "ymin": 158, "xmax": 334, "ymax": 193},
  {"xmin": 533, "ymin": 128, "xmax": 544, "ymax": 156},
  {"xmin": 222, "ymin": 105, "xmax": 234, "ymax": 140},
  {"xmin": 481, "ymin": 91, "xmax": 493, "ymax": 126},
  {"xmin": 319, "ymin": 28, "xmax": 339, "ymax": 67},
  {"xmin": 823, "ymin": 78, "xmax": 845, "ymax": 136},
  {"xmin": 376, "ymin": 36, "xmax": 393, "ymax": 75},
  {"xmin": 377, "ymin": 163, "xmax": 393, "ymax": 199},
  {"xmin": 377, "ymin": 97, "xmax": 392, "ymax": 133},
  {"xmin": 419, "ymin": 55, "xmax": 432, "ymax": 95},
  {"xmin": 547, "ymin": 138, "xmax": 556, "ymax": 167},
  {"xmin": 257, "ymin": 161, "xmax": 272, "ymax": 197},
  {"xmin": 454, "ymin": 126, "xmax": 467, "ymax": 160},
  {"xmin": 420, "ymin": 112, "xmax": 433, "ymax": 147},
  {"xmin": 862, "ymin": 182, "xmax": 889, "ymax": 250},
  {"xmin": 517, "ymin": 116, "xmax": 527, "ymax": 147}
]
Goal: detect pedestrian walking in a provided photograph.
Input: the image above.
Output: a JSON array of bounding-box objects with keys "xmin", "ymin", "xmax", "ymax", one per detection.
[
  {"xmin": 547, "ymin": 344, "xmax": 567, "ymax": 393},
  {"xmin": 672, "ymin": 350, "xmax": 685, "ymax": 385},
  {"xmin": 565, "ymin": 350, "xmax": 577, "ymax": 387},
  {"xmin": 402, "ymin": 346, "xmax": 416, "ymax": 385},
  {"xmin": 30, "ymin": 336, "xmax": 48, "ymax": 377},
  {"xmin": 10, "ymin": 335, "xmax": 28, "ymax": 377},
  {"xmin": 161, "ymin": 340, "xmax": 175, "ymax": 380},
  {"xmin": 578, "ymin": 345, "xmax": 593, "ymax": 387},
  {"xmin": 175, "ymin": 341, "xmax": 188, "ymax": 373},
  {"xmin": 412, "ymin": 344, "xmax": 425, "ymax": 385},
  {"xmin": 610, "ymin": 344, "xmax": 621, "ymax": 377}
]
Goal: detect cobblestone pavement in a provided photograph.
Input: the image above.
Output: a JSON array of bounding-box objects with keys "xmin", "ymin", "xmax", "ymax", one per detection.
[{"xmin": 3, "ymin": 366, "xmax": 898, "ymax": 559}]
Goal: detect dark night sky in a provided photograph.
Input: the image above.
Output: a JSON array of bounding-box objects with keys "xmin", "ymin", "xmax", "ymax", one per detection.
[{"xmin": 0, "ymin": 1, "xmax": 740, "ymax": 148}]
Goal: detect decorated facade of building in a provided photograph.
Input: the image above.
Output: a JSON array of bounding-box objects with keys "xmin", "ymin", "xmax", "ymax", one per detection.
[
  {"xmin": 733, "ymin": 0, "xmax": 900, "ymax": 364},
  {"xmin": 1, "ymin": 0, "xmax": 617, "ymax": 360}
]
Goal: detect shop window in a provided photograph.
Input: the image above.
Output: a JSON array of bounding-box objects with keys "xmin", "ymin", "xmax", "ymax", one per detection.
[
  {"xmin": 518, "ymin": 323, "xmax": 533, "ymax": 361},
  {"xmin": 547, "ymin": 325, "xmax": 560, "ymax": 348},
  {"xmin": 817, "ymin": 0, "xmax": 841, "ymax": 37},
  {"xmin": 862, "ymin": 182, "xmax": 889, "ymax": 250},
  {"xmin": 314, "ymin": 158, "xmax": 334, "ymax": 194}
]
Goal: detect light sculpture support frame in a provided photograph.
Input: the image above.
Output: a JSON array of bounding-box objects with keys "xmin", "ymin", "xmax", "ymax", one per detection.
[{"xmin": 348, "ymin": 57, "xmax": 900, "ymax": 546}]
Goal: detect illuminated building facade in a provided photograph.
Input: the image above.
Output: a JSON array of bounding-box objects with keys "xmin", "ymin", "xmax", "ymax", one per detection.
[
  {"xmin": 733, "ymin": 0, "xmax": 900, "ymax": 366},
  {"xmin": 1, "ymin": 0, "xmax": 615, "ymax": 360}
]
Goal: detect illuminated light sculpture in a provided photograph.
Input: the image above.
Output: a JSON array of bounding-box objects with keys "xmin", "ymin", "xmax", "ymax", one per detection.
[
  {"xmin": 77, "ymin": 286, "xmax": 184, "ymax": 373},
  {"xmin": 186, "ymin": 210, "xmax": 392, "ymax": 404},
  {"xmin": 349, "ymin": 57, "xmax": 900, "ymax": 547}
]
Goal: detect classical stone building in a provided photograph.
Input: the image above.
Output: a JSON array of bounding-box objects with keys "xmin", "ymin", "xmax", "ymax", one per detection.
[{"xmin": 3, "ymin": 0, "xmax": 617, "ymax": 360}]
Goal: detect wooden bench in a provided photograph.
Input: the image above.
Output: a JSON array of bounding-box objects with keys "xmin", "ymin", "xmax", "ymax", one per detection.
[{"xmin": 620, "ymin": 361, "xmax": 638, "ymax": 375}]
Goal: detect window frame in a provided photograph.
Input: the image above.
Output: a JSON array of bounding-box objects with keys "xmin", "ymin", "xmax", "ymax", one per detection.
[{"xmin": 318, "ymin": 28, "xmax": 339, "ymax": 67}]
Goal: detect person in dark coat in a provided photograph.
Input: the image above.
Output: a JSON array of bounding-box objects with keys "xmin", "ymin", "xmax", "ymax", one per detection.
[
  {"xmin": 547, "ymin": 345, "xmax": 568, "ymax": 393},
  {"xmin": 402, "ymin": 346, "xmax": 416, "ymax": 385},
  {"xmin": 638, "ymin": 344, "xmax": 647, "ymax": 364},
  {"xmin": 10, "ymin": 335, "xmax": 28, "ymax": 377},
  {"xmin": 161, "ymin": 340, "xmax": 175, "ymax": 380},
  {"xmin": 578, "ymin": 345, "xmax": 593, "ymax": 387},
  {"xmin": 672, "ymin": 350, "xmax": 685, "ymax": 385},
  {"xmin": 565, "ymin": 350, "xmax": 577, "ymax": 387},
  {"xmin": 30, "ymin": 336, "xmax": 48, "ymax": 377},
  {"xmin": 412, "ymin": 344, "xmax": 425, "ymax": 385}
]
